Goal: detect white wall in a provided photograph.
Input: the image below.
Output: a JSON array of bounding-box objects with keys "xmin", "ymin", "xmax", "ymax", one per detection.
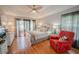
[
  {"xmin": 38, "ymin": 6, "xmax": 79, "ymax": 25},
  {"xmin": 1, "ymin": 14, "xmax": 16, "ymax": 32}
]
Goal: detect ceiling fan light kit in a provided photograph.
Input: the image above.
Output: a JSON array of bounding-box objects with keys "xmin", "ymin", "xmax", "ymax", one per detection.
[{"xmin": 32, "ymin": 10, "xmax": 37, "ymax": 13}]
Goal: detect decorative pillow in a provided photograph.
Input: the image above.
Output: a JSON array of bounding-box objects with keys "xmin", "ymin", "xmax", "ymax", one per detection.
[{"xmin": 59, "ymin": 36, "xmax": 68, "ymax": 41}]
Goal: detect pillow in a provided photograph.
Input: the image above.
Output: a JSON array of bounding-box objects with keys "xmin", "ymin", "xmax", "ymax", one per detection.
[{"xmin": 59, "ymin": 36, "xmax": 68, "ymax": 41}]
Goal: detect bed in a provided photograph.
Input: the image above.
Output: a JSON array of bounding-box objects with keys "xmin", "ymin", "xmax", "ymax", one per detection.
[{"xmin": 29, "ymin": 31, "xmax": 50, "ymax": 44}]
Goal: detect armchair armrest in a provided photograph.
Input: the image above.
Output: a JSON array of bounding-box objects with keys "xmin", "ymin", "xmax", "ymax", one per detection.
[{"xmin": 50, "ymin": 35, "xmax": 59, "ymax": 39}]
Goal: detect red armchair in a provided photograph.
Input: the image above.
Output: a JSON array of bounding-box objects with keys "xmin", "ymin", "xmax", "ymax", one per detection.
[{"xmin": 50, "ymin": 31, "xmax": 74, "ymax": 53}]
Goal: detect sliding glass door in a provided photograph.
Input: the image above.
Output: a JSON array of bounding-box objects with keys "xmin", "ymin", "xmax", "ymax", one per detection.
[
  {"xmin": 32, "ymin": 20, "xmax": 36, "ymax": 31},
  {"xmin": 24, "ymin": 20, "xmax": 30, "ymax": 31},
  {"xmin": 16, "ymin": 19, "xmax": 26, "ymax": 49},
  {"xmin": 16, "ymin": 19, "xmax": 36, "ymax": 32}
]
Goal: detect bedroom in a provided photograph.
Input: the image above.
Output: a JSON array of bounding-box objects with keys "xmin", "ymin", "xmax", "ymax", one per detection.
[{"xmin": 0, "ymin": 5, "xmax": 79, "ymax": 54}]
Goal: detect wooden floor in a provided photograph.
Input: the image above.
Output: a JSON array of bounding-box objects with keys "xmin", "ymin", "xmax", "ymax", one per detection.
[
  {"xmin": 26, "ymin": 40, "xmax": 56, "ymax": 54},
  {"xmin": 9, "ymin": 39, "xmax": 56, "ymax": 54},
  {"xmin": 9, "ymin": 38, "xmax": 79, "ymax": 54}
]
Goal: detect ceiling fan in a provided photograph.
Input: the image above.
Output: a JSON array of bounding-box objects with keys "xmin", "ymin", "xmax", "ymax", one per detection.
[{"xmin": 27, "ymin": 5, "xmax": 42, "ymax": 13}]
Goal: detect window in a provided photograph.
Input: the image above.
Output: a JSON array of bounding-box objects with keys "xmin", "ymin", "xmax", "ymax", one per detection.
[{"xmin": 16, "ymin": 18, "xmax": 36, "ymax": 32}]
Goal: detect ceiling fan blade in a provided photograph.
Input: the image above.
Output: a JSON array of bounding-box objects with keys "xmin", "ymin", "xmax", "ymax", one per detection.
[{"xmin": 27, "ymin": 5, "xmax": 42, "ymax": 10}]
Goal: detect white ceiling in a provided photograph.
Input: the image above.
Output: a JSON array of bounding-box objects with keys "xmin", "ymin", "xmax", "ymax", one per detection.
[{"xmin": 0, "ymin": 5, "xmax": 77, "ymax": 19}]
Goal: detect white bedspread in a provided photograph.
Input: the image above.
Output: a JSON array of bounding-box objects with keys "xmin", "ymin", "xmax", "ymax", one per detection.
[{"xmin": 30, "ymin": 31, "xmax": 49, "ymax": 40}]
